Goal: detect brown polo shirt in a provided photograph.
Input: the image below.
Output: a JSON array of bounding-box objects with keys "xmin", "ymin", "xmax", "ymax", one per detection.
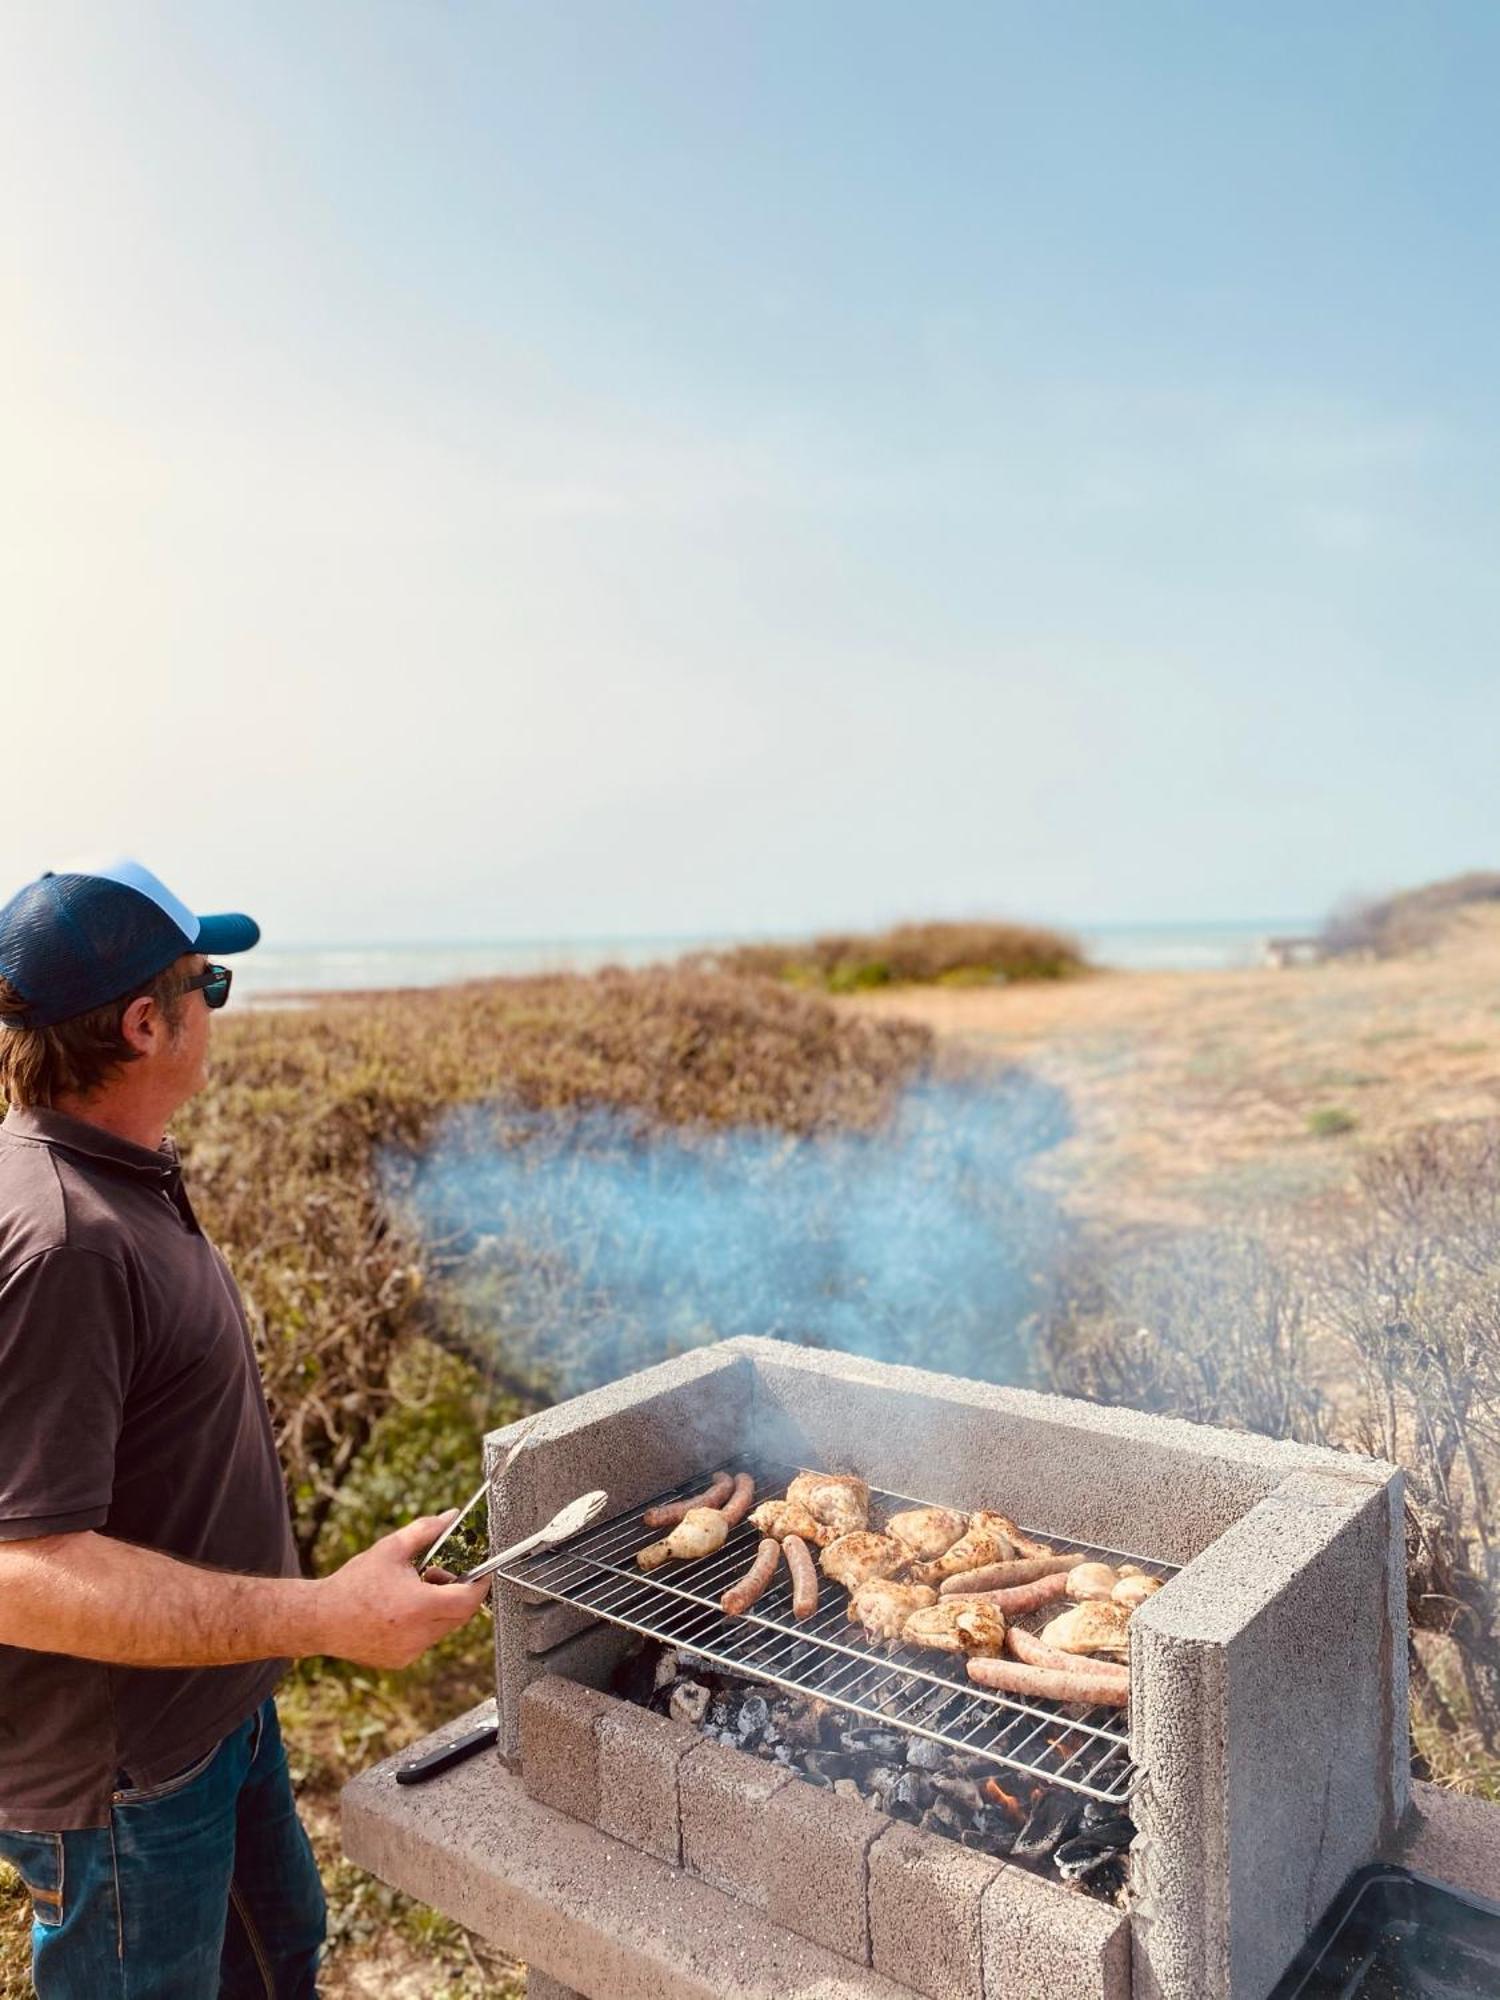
[{"xmin": 0, "ymin": 1106, "xmax": 299, "ymax": 1830}]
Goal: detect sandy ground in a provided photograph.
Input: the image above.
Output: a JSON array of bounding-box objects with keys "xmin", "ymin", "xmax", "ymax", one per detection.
[{"xmin": 850, "ymin": 905, "xmax": 1500, "ymax": 1235}]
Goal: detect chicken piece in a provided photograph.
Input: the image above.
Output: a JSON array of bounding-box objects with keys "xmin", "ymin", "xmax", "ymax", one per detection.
[
  {"xmin": 1064, "ymin": 1562, "xmax": 1119, "ymax": 1602},
  {"xmin": 915, "ymin": 1510, "xmax": 1017, "ymax": 1585},
  {"xmin": 637, "ymin": 1506, "xmax": 729, "ymax": 1572},
  {"xmin": 848, "ymin": 1577, "xmax": 937, "ymax": 1644},
  {"xmin": 1112, "ymin": 1573, "xmax": 1163, "ymax": 1609},
  {"xmin": 821, "ymin": 1530, "xmax": 910, "ymax": 1590},
  {"xmin": 885, "ymin": 1506, "xmax": 968, "ymax": 1564},
  {"xmin": 1040, "ymin": 1601, "xmax": 1132, "ymax": 1658},
  {"xmin": 902, "ymin": 1596, "xmax": 1008, "ymax": 1657},
  {"xmin": 786, "ymin": 1472, "xmax": 870, "ymax": 1537},
  {"xmin": 748, "ymin": 1499, "xmax": 832, "ymax": 1547}
]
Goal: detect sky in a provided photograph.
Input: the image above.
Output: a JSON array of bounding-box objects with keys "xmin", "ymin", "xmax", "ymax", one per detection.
[{"xmin": 2, "ymin": 2, "xmax": 1497, "ymax": 945}]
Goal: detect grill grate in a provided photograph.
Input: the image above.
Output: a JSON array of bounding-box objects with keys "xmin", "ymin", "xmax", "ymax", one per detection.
[{"xmin": 497, "ymin": 1462, "xmax": 1176, "ymax": 1804}]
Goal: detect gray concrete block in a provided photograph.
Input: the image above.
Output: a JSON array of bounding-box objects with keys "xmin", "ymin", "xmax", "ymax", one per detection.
[
  {"xmin": 526, "ymin": 1973, "xmax": 585, "ymax": 2000},
  {"xmin": 762, "ymin": 1773, "xmax": 887, "ymax": 1966},
  {"xmin": 487, "ymin": 1346, "xmax": 755, "ymax": 1756},
  {"xmin": 1130, "ymin": 1465, "xmax": 1407, "ymax": 2000},
  {"xmin": 678, "ymin": 1738, "xmax": 797, "ymax": 1907},
  {"xmin": 519, "ymin": 1678, "xmax": 613, "ymax": 1825},
  {"xmin": 1388, "ymin": 1779, "xmax": 1500, "ymax": 1904},
  {"xmin": 980, "ymin": 1866, "xmax": 1131, "ymax": 1999},
  {"xmin": 596, "ymin": 1701, "xmax": 701, "ymax": 1865},
  {"xmin": 726, "ymin": 1335, "xmax": 1387, "ymax": 1566},
  {"xmin": 867, "ymin": 1821, "xmax": 1005, "ymax": 2000}
]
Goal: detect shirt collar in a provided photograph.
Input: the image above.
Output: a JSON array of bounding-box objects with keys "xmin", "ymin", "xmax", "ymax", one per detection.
[{"xmin": 2, "ymin": 1105, "xmax": 181, "ymax": 1182}]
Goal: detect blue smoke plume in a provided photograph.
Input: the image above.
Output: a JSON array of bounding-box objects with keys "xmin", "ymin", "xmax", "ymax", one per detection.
[{"xmin": 385, "ymin": 1070, "xmax": 1071, "ymax": 1400}]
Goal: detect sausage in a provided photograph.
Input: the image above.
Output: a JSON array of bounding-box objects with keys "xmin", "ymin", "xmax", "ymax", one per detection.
[
  {"xmin": 721, "ymin": 1538, "xmax": 781, "ymax": 1617},
  {"xmin": 719, "ymin": 1472, "xmax": 757, "ymax": 1527},
  {"xmin": 784, "ymin": 1534, "xmax": 819, "ymax": 1620},
  {"xmin": 643, "ymin": 1471, "xmax": 734, "ymax": 1530},
  {"xmin": 1007, "ymin": 1624, "xmax": 1129, "ymax": 1682},
  {"xmin": 967, "ymin": 1655, "xmax": 1129, "ymax": 1708},
  {"xmin": 964, "ymin": 1571, "xmax": 1073, "ymax": 1615},
  {"xmin": 939, "ymin": 1554, "xmax": 1085, "ymax": 1597}
]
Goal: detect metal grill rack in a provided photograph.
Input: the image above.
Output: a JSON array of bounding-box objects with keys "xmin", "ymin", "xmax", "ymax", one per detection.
[{"xmin": 497, "ymin": 1462, "xmax": 1177, "ymax": 1804}]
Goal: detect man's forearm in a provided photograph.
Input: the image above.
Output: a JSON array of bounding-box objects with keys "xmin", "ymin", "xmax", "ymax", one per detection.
[{"xmin": 0, "ymin": 1531, "xmax": 326, "ymax": 1668}]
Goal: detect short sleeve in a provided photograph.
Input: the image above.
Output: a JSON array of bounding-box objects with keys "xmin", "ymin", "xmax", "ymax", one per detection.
[{"xmin": 0, "ymin": 1248, "xmax": 134, "ymax": 1539}]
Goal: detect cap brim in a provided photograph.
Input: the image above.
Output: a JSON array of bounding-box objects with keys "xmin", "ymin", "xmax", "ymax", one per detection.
[{"xmin": 195, "ymin": 912, "xmax": 261, "ymax": 955}]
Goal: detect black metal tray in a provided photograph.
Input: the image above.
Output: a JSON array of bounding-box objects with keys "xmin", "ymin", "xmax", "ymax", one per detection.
[{"xmin": 1269, "ymin": 1864, "xmax": 1500, "ymax": 1998}]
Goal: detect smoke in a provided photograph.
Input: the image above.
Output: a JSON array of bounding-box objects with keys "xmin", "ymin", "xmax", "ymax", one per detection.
[{"xmin": 384, "ymin": 1069, "xmax": 1072, "ymax": 1400}]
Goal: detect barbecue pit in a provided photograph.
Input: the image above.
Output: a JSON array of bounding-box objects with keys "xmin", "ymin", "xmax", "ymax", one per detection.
[{"xmin": 345, "ymin": 1335, "xmax": 1420, "ymax": 2000}]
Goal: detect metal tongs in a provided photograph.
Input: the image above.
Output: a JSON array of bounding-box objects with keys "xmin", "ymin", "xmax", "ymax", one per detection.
[{"xmin": 420, "ymin": 1486, "xmax": 610, "ymax": 1585}]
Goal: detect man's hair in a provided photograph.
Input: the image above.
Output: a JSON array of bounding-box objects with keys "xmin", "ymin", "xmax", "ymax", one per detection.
[{"xmin": 0, "ymin": 961, "xmax": 189, "ymax": 1109}]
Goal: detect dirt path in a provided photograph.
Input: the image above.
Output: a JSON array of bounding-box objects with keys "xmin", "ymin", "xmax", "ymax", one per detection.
[{"xmin": 848, "ymin": 908, "xmax": 1500, "ymax": 1233}]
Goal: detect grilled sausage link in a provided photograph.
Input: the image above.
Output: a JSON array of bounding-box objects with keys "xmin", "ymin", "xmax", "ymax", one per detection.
[
  {"xmin": 966, "ymin": 1571, "xmax": 1073, "ymax": 1615},
  {"xmin": 643, "ymin": 1471, "xmax": 734, "ymax": 1530},
  {"xmin": 1006, "ymin": 1624, "xmax": 1129, "ymax": 1682},
  {"xmin": 784, "ymin": 1534, "xmax": 819, "ymax": 1620},
  {"xmin": 939, "ymin": 1554, "xmax": 1085, "ymax": 1597},
  {"xmin": 719, "ymin": 1472, "xmax": 757, "ymax": 1527},
  {"xmin": 967, "ymin": 1655, "xmax": 1129, "ymax": 1708},
  {"xmin": 722, "ymin": 1538, "xmax": 781, "ymax": 1618}
]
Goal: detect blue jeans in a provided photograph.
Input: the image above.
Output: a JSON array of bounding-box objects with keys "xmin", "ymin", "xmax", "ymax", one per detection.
[{"xmin": 0, "ymin": 1699, "xmax": 325, "ymax": 1998}]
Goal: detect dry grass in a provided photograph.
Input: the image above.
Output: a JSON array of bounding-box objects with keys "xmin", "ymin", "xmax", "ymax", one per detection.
[{"xmin": 700, "ymin": 919, "xmax": 1088, "ymax": 993}]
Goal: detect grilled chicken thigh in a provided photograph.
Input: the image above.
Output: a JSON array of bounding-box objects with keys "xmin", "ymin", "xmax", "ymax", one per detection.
[
  {"xmin": 1040, "ymin": 1601, "xmax": 1132, "ymax": 1657},
  {"xmin": 821, "ymin": 1530, "xmax": 910, "ymax": 1590},
  {"xmin": 848, "ymin": 1577, "xmax": 937, "ymax": 1644},
  {"xmin": 885, "ymin": 1506, "xmax": 968, "ymax": 1564},
  {"xmin": 748, "ymin": 1499, "xmax": 831, "ymax": 1546},
  {"xmin": 786, "ymin": 1472, "xmax": 870, "ymax": 1537},
  {"xmin": 902, "ymin": 1596, "xmax": 1008, "ymax": 1656},
  {"xmin": 916, "ymin": 1510, "xmax": 1017, "ymax": 1584}
]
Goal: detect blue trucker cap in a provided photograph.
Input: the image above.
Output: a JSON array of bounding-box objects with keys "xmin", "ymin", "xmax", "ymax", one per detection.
[{"xmin": 0, "ymin": 857, "xmax": 260, "ymax": 1029}]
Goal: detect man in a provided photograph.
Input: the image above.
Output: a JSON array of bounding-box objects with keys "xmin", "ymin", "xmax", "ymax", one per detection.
[{"xmin": 0, "ymin": 859, "xmax": 491, "ymax": 1998}]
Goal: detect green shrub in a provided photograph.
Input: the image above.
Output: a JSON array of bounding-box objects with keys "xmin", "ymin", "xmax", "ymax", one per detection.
[{"xmin": 1307, "ymin": 1105, "xmax": 1358, "ymax": 1137}]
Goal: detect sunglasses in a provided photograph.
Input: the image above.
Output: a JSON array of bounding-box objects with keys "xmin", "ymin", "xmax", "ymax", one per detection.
[{"xmin": 179, "ymin": 963, "xmax": 234, "ymax": 1010}]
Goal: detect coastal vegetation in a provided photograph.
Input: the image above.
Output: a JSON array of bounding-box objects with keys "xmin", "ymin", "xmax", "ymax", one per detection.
[{"xmin": 699, "ymin": 918, "xmax": 1088, "ymax": 992}]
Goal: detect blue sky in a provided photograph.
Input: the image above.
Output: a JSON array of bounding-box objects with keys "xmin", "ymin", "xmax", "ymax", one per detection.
[{"xmin": 2, "ymin": 3, "xmax": 1496, "ymax": 943}]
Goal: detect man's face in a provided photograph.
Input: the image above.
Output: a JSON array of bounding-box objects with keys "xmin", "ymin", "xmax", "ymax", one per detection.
[{"xmin": 166, "ymin": 953, "xmax": 215, "ymax": 1099}]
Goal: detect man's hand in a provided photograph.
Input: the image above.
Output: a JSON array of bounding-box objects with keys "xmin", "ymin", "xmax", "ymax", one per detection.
[{"xmin": 313, "ymin": 1514, "xmax": 494, "ymax": 1669}]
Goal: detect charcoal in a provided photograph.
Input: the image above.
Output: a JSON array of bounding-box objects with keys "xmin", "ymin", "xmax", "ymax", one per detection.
[
  {"xmin": 888, "ymin": 1771, "xmax": 934, "ymax": 1819},
  {"xmin": 860, "ymin": 1762, "xmax": 901, "ymax": 1801},
  {"xmin": 843, "ymin": 1728, "xmax": 907, "ymax": 1761},
  {"xmin": 904, "ymin": 1736, "xmax": 947, "ymax": 1771},
  {"xmin": 972, "ymin": 1805, "xmax": 1020, "ymax": 1852},
  {"xmin": 804, "ymin": 1750, "xmax": 854, "ymax": 1784},
  {"xmin": 801, "ymin": 1768, "xmax": 833, "ymax": 1788},
  {"xmin": 736, "ymin": 1695, "xmax": 772, "ymax": 1746},
  {"xmin": 707, "ymin": 1693, "xmax": 736, "ymax": 1732},
  {"xmin": 1064, "ymin": 1814, "xmax": 1133, "ymax": 1851},
  {"xmin": 1054, "ymin": 1831, "xmax": 1130, "ymax": 1883},
  {"xmin": 1082, "ymin": 1798, "xmax": 1135, "ymax": 1831},
  {"xmin": 921, "ymin": 1801, "xmax": 965, "ymax": 1839},
  {"xmin": 669, "ymin": 1681, "xmax": 711, "ymax": 1728},
  {"xmin": 1013, "ymin": 1786, "xmax": 1083, "ymax": 1862},
  {"xmin": 652, "ymin": 1649, "xmax": 681, "ymax": 1692}
]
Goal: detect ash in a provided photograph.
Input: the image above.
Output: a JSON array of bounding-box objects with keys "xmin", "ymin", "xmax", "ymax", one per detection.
[{"xmin": 612, "ymin": 1643, "xmax": 1133, "ymax": 1904}]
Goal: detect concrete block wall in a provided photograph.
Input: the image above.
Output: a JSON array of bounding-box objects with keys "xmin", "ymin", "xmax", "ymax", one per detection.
[
  {"xmin": 518, "ymin": 1678, "xmax": 1132, "ymax": 2000},
  {"xmin": 1129, "ymin": 1466, "xmax": 1409, "ymax": 2000}
]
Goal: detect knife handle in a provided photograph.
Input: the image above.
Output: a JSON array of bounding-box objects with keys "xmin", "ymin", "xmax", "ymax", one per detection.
[{"xmin": 395, "ymin": 1723, "xmax": 499, "ymax": 1786}]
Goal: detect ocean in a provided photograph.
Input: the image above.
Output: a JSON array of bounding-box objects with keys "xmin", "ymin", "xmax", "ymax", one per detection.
[{"xmin": 233, "ymin": 919, "xmax": 1315, "ymax": 1002}]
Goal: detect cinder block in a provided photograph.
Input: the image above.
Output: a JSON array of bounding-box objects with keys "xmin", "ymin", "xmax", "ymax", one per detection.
[
  {"xmin": 519, "ymin": 1678, "xmax": 613, "ymax": 1825},
  {"xmin": 595, "ymin": 1702, "xmax": 701, "ymax": 1865},
  {"xmin": 678, "ymin": 1738, "xmax": 797, "ymax": 1907},
  {"xmin": 762, "ymin": 1775, "xmax": 886, "ymax": 1966},
  {"xmin": 867, "ymin": 1822, "xmax": 1005, "ymax": 2000},
  {"xmin": 1130, "ymin": 1466, "xmax": 1407, "ymax": 2000},
  {"xmin": 980, "ymin": 1866, "xmax": 1131, "ymax": 2000},
  {"xmin": 525, "ymin": 1973, "xmax": 586, "ymax": 2000},
  {"xmin": 486, "ymin": 1348, "xmax": 755, "ymax": 1757}
]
